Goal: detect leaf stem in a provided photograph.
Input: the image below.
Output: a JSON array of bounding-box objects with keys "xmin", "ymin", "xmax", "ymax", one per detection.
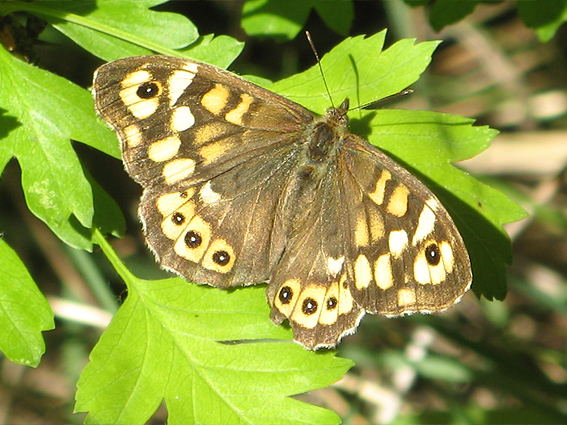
[{"xmin": 91, "ymin": 228, "xmax": 135, "ymax": 289}]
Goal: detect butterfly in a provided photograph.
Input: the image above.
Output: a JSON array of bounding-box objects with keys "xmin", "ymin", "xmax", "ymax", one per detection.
[{"xmin": 93, "ymin": 54, "xmax": 472, "ymax": 350}]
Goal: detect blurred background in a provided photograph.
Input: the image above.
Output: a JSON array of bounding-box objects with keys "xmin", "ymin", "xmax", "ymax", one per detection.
[{"xmin": 0, "ymin": 1, "xmax": 566, "ymax": 424}]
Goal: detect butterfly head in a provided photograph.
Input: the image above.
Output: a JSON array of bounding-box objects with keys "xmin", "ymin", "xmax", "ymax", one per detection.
[{"xmin": 323, "ymin": 98, "xmax": 350, "ymax": 129}]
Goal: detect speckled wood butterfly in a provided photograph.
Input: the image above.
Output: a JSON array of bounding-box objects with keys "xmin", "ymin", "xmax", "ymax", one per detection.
[{"xmin": 93, "ymin": 55, "xmax": 472, "ymax": 350}]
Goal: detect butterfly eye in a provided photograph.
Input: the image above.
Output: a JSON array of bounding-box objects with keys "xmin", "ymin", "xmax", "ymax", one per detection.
[
  {"xmin": 425, "ymin": 243, "xmax": 441, "ymax": 266},
  {"xmin": 302, "ymin": 298, "xmax": 318, "ymax": 315},
  {"xmin": 212, "ymin": 250, "xmax": 230, "ymax": 266},
  {"xmin": 137, "ymin": 82, "xmax": 160, "ymax": 99},
  {"xmin": 184, "ymin": 230, "xmax": 202, "ymax": 248}
]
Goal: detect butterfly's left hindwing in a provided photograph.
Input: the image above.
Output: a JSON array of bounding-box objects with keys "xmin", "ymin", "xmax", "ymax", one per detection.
[{"xmin": 93, "ymin": 55, "xmax": 472, "ymax": 350}]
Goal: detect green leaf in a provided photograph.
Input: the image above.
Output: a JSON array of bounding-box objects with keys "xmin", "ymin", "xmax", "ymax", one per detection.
[
  {"xmin": 269, "ymin": 32, "xmax": 439, "ymax": 113},
  {"xmin": 75, "ymin": 234, "xmax": 351, "ymax": 425},
  {"xmin": 0, "ymin": 239, "xmax": 54, "ymax": 367},
  {"xmin": 23, "ymin": 0, "xmax": 198, "ymax": 60},
  {"xmin": 0, "ymin": 46, "xmax": 120, "ymax": 249},
  {"xmin": 269, "ymin": 31, "xmax": 527, "ymax": 300},
  {"xmin": 517, "ymin": 0, "xmax": 567, "ymax": 42},
  {"xmin": 241, "ymin": 0, "xmax": 354, "ymax": 40},
  {"xmin": 314, "ymin": 0, "xmax": 354, "ymax": 36},
  {"xmin": 5, "ymin": 0, "xmax": 244, "ymax": 66},
  {"xmin": 363, "ymin": 110, "xmax": 526, "ymax": 300},
  {"xmin": 428, "ymin": 0, "xmax": 478, "ymax": 32},
  {"xmin": 180, "ymin": 34, "xmax": 245, "ymax": 69},
  {"xmin": 242, "ymin": 0, "xmax": 312, "ymax": 41},
  {"xmin": 87, "ymin": 168, "xmax": 126, "ymax": 239}
]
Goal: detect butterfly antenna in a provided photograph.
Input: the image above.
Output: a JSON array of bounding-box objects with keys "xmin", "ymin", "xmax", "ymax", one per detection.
[
  {"xmin": 360, "ymin": 89, "xmax": 414, "ymax": 110},
  {"xmin": 306, "ymin": 31, "xmax": 334, "ymax": 108}
]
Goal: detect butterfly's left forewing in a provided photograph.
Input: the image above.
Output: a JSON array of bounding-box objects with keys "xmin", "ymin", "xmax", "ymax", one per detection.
[{"xmin": 94, "ymin": 56, "xmax": 315, "ymax": 287}]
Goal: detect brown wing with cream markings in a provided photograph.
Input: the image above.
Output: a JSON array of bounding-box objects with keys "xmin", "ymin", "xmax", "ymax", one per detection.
[
  {"xmin": 340, "ymin": 134, "xmax": 472, "ymax": 317},
  {"xmin": 94, "ymin": 54, "xmax": 472, "ymax": 350},
  {"xmin": 266, "ymin": 159, "xmax": 364, "ymax": 350},
  {"xmin": 267, "ymin": 132, "xmax": 472, "ymax": 349},
  {"xmin": 93, "ymin": 55, "xmax": 315, "ymax": 287}
]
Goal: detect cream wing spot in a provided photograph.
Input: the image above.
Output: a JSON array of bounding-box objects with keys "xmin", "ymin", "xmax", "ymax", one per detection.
[
  {"xmin": 429, "ymin": 259, "xmax": 446, "ymax": 285},
  {"xmin": 156, "ymin": 189, "xmax": 196, "ymax": 216},
  {"xmin": 291, "ymin": 285, "xmax": 326, "ymax": 329},
  {"xmin": 122, "ymin": 91, "xmax": 159, "ymax": 119},
  {"xmin": 194, "ymin": 122, "xmax": 229, "ymax": 146},
  {"xmin": 327, "ymin": 256, "xmax": 345, "ymax": 277},
  {"xmin": 184, "ymin": 62, "xmax": 198, "ymax": 73},
  {"xmin": 397, "ymin": 288, "xmax": 417, "ymax": 307},
  {"xmin": 201, "ymin": 83, "xmax": 229, "ymax": 115},
  {"xmin": 148, "ymin": 136, "xmax": 181, "ymax": 162},
  {"xmin": 338, "ymin": 274, "xmax": 354, "ymax": 315},
  {"xmin": 413, "ymin": 251, "xmax": 431, "ymax": 285},
  {"xmin": 368, "ymin": 170, "xmax": 391, "ymax": 205},
  {"xmin": 199, "ymin": 181, "xmax": 222, "ymax": 204},
  {"xmin": 170, "ymin": 106, "xmax": 195, "ymax": 132},
  {"xmin": 202, "ymin": 239, "xmax": 236, "ymax": 273},
  {"xmin": 319, "ymin": 282, "xmax": 339, "ymax": 326},
  {"xmin": 389, "ymin": 230, "xmax": 409, "ymax": 258},
  {"xmin": 368, "ymin": 207, "xmax": 385, "ymax": 241},
  {"xmin": 386, "ymin": 185, "xmax": 410, "ymax": 217},
  {"xmin": 413, "ymin": 242, "xmax": 448, "ymax": 285},
  {"xmin": 274, "ymin": 279, "xmax": 301, "ymax": 317},
  {"xmin": 161, "ymin": 200, "xmax": 196, "ymax": 240},
  {"xmin": 426, "ymin": 197, "xmax": 441, "ymax": 212},
  {"xmin": 374, "ymin": 254, "xmax": 393, "ymax": 290},
  {"xmin": 225, "ymin": 93, "xmax": 253, "ymax": 125},
  {"xmin": 120, "ymin": 71, "xmax": 160, "ymax": 119},
  {"xmin": 354, "ymin": 254, "xmax": 372, "ymax": 289},
  {"xmin": 122, "ymin": 70, "xmax": 152, "ymax": 87},
  {"xmin": 440, "ymin": 241, "xmax": 455, "ymax": 273},
  {"xmin": 199, "ymin": 140, "xmax": 234, "ymax": 165},
  {"xmin": 173, "ymin": 215, "xmax": 211, "ymax": 263},
  {"xmin": 412, "ymin": 204, "xmax": 436, "ymax": 245},
  {"xmin": 162, "ymin": 158, "xmax": 196, "ymax": 185},
  {"xmin": 123, "ymin": 124, "xmax": 142, "ymax": 148},
  {"xmin": 354, "ymin": 210, "xmax": 369, "ymax": 247},
  {"xmin": 167, "ymin": 69, "xmax": 196, "ymax": 105}
]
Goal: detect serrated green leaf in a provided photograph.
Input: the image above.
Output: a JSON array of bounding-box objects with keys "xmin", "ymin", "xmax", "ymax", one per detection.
[
  {"xmin": 0, "ymin": 46, "xmax": 120, "ymax": 249},
  {"xmin": 76, "ymin": 234, "xmax": 351, "ymax": 424},
  {"xmin": 22, "ymin": 0, "xmax": 198, "ymax": 61},
  {"xmin": 0, "ymin": 239, "xmax": 54, "ymax": 367},
  {"xmin": 268, "ymin": 32, "xmax": 439, "ymax": 113}
]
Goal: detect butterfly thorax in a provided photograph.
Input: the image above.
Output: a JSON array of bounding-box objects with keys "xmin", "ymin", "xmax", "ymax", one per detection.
[
  {"xmin": 302, "ymin": 98, "xmax": 350, "ymax": 163},
  {"xmin": 283, "ymin": 99, "xmax": 351, "ymax": 232}
]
